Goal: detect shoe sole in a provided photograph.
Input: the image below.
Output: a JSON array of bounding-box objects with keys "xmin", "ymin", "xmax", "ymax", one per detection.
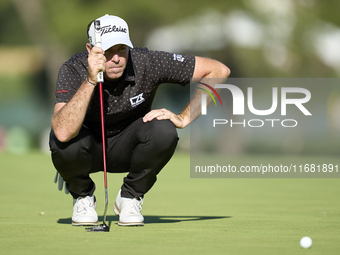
[
  {"xmin": 72, "ymin": 221, "xmax": 99, "ymax": 226},
  {"xmin": 114, "ymin": 202, "xmax": 144, "ymax": 226},
  {"xmin": 117, "ymin": 221, "xmax": 144, "ymax": 226}
]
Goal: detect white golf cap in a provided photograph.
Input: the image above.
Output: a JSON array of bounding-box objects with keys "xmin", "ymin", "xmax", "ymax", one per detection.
[{"xmin": 87, "ymin": 14, "xmax": 133, "ymax": 51}]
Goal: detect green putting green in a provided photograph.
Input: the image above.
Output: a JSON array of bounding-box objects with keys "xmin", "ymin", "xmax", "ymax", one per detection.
[{"xmin": 0, "ymin": 151, "xmax": 339, "ymax": 255}]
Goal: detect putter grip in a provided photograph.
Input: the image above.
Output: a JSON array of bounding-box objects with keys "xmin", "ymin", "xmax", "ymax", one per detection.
[{"xmin": 94, "ymin": 20, "xmax": 104, "ymax": 83}]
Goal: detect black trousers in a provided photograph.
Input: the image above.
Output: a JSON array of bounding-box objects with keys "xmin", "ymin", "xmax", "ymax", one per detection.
[{"xmin": 49, "ymin": 118, "xmax": 179, "ymax": 199}]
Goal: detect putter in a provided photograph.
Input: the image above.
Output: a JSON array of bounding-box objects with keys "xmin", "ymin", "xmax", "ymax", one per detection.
[{"xmin": 86, "ymin": 20, "xmax": 109, "ymax": 232}]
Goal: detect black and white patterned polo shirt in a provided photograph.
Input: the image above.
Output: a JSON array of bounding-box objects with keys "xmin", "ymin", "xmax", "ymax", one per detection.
[{"xmin": 55, "ymin": 47, "xmax": 195, "ymax": 137}]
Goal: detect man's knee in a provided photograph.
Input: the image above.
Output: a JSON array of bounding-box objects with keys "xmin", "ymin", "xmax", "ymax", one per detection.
[
  {"xmin": 50, "ymin": 130, "xmax": 88, "ymax": 161},
  {"xmin": 49, "ymin": 129, "xmax": 97, "ymax": 177},
  {"xmin": 143, "ymin": 119, "xmax": 179, "ymax": 150}
]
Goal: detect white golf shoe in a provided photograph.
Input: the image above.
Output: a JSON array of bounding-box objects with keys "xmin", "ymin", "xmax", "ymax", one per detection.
[
  {"xmin": 114, "ymin": 190, "xmax": 144, "ymax": 226},
  {"xmin": 72, "ymin": 195, "xmax": 99, "ymax": 226}
]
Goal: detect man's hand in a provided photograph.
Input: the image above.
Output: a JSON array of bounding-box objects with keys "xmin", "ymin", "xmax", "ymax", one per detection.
[
  {"xmin": 87, "ymin": 46, "xmax": 106, "ymax": 83},
  {"xmin": 143, "ymin": 108, "xmax": 188, "ymax": 129}
]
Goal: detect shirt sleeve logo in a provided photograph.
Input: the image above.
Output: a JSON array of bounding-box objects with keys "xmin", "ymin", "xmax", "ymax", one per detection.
[
  {"xmin": 56, "ymin": 90, "xmax": 69, "ymax": 93},
  {"xmin": 173, "ymin": 54, "xmax": 185, "ymax": 62},
  {"xmin": 130, "ymin": 93, "xmax": 145, "ymax": 107}
]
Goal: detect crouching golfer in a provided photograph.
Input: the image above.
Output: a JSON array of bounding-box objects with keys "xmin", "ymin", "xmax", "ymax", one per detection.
[{"xmin": 49, "ymin": 14, "xmax": 230, "ymax": 226}]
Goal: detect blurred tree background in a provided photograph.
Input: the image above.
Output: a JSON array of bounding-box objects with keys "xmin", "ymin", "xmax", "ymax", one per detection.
[{"xmin": 0, "ymin": 0, "xmax": 339, "ymax": 153}]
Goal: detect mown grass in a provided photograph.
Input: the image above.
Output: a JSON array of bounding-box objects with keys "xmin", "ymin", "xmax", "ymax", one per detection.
[{"xmin": 0, "ymin": 151, "xmax": 339, "ymax": 255}]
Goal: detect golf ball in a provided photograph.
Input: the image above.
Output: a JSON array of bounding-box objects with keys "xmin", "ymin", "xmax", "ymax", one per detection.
[{"xmin": 300, "ymin": 236, "xmax": 312, "ymax": 249}]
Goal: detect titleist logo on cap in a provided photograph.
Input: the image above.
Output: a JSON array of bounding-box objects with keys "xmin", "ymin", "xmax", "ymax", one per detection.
[{"xmin": 101, "ymin": 25, "xmax": 127, "ymax": 36}]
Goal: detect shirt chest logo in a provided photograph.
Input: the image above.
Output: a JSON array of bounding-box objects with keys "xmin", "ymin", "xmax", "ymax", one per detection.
[{"xmin": 130, "ymin": 93, "xmax": 145, "ymax": 107}]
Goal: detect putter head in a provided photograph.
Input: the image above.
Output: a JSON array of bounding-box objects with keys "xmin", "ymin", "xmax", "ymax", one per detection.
[{"xmin": 86, "ymin": 223, "xmax": 110, "ymax": 232}]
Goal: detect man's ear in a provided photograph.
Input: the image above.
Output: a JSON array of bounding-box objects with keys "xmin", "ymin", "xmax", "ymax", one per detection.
[{"xmin": 86, "ymin": 43, "xmax": 92, "ymax": 53}]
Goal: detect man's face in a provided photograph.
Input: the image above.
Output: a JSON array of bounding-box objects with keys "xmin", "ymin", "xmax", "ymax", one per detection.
[{"xmin": 104, "ymin": 44, "xmax": 129, "ymax": 81}]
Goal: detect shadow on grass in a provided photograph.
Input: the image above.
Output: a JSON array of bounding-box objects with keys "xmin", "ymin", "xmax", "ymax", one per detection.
[
  {"xmin": 57, "ymin": 215, "xmax": 231, "ymax": 226},
  {"xmin": 144, "ymin": 215, "xmax": 231, "ymax": 224}
]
